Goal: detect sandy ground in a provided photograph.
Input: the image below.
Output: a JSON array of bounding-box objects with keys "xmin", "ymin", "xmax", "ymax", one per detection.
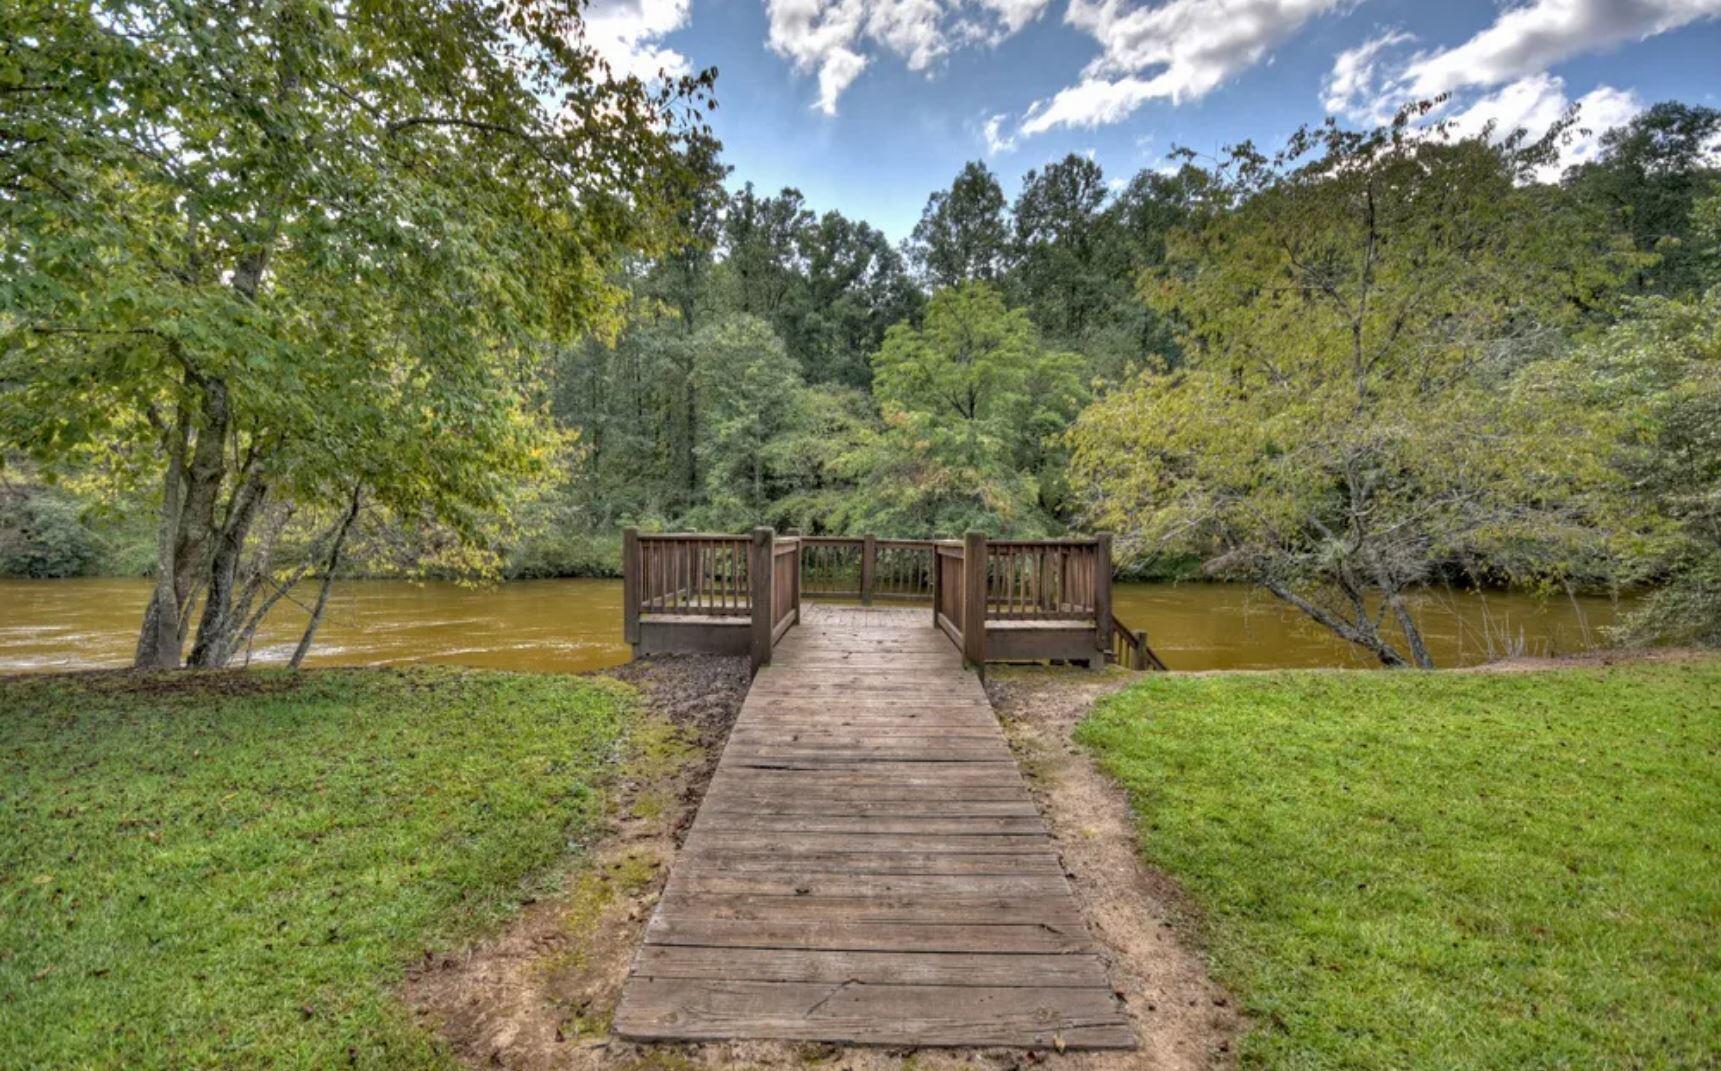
[
  {"xmin": 403, "ymin": 656, "xmax": 1238, "ymax": 1070},
  {"xmin": 986, "ymin": 669, "xmax": 1242, "ymax": 1071}
]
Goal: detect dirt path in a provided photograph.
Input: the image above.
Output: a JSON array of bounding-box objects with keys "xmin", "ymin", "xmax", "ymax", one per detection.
[
  {"xmin": 405, "ymin": 657, "xmax": 1238, "ymax": 1070},
  {"xmin": 986, "ymin": 669, "xmax": 1242, "ymax": 1071}
]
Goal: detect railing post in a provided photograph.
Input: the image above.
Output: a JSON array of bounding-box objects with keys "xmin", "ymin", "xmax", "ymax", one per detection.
[
  {"xmin": 962, "ymin": 530, "xmax": 987, "ymax": 669},
  {"xmin": 621, "ymin": 526, "xmax": 640, "ymax": 649},
  {"xmin": 930, "ymin": 542, "xmax": 942, "ymax": 628},
  {"xmin": 791, "ymin": 534, "xmax": 802, "ymax": 624},
  {"xmin": 860, "ymin": 533, "xmax": 876, "ymax": 606},
  {"xmin": 1134, "ymin": 629, "xmax": 1149, "ymax": 671},
  {"xmin": 783, "ymin": 528, "xmax": 802, "ymax": 622},
  {"xmin": 749, "ymin": 526, "xmax": 774, "ymax": 673},
  {"xmin": 1093, "ymin": 531, "xmax": 1113, "ymax": 663}
]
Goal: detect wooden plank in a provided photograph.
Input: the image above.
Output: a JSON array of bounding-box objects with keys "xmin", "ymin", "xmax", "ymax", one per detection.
[
  {"xmin": 683, "ymin": 831, "xmax": 1056, "ymax": 854},
  {"xmin": 664, "ymin": 871, "xmax": 1072, "ymax": 899},
  {"xmin": 671, "ymin": 849, "xmax": 1067, "ymax": 876},
  {"xmin": 690, "ymin": 814, "xmax": 1046, "ymax": 835},
  {"xmin": 697, "ymin": 797, "xmax": 1040, "ymax": 816},
  {"xmin": 643, "ymin": 918, "xmax": 1092, "ymax": 955},
  {"xmin": 628, "ymin": 946, "xmax": 1112, "ymax": 988},
  {"xmin": 612, "ymin": 978, "xmax": 1132, "ymax": 1049},
  {"xmin": 655, "ymin": 891, "xmax": 1091, "ymax": 928}
]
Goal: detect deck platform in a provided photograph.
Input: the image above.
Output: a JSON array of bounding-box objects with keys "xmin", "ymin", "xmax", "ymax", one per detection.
[{"xmin": 612, "ymin": 606, "xmax": 1134, "ymax": 1050}]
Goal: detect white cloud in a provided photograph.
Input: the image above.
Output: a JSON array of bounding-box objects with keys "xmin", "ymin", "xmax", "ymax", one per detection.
[
  {"xmin": 765, "ymin": 0, "xmax": 1053, "ymax": 116},
  {"xmin": 975, "ymin": 0, "xmax": 1055, "ymax": 35},
  {"xmin": 1317, "ymin": 0, "xmax": 1708, "ymax": 176},
  {"xmin": 1400, "ymin": 0, "xmax": 1721, "ymax": 101},
  {"xmin": 982, "ymin": 113, "xmax": 1019, "ymax": 154},
  {"xmin": 1322, "ymin": 29, "xmax": 1414, "ymax": 120},
  {"xmin": 1444, "ymin": 74, "xmax": 1645, "ymax": 179},
  {"xmin": 583, "ymin": 0, "xmax": 693, "ymax": 82},
  {"xmin": 1020, "ymin": 0, "xmax": 1348, "ymax": 136}
]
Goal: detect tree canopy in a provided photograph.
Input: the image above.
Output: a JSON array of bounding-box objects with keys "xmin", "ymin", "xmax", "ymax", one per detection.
[
  {"xmin": 1, "ymin": 0, "xmax": 713, "ymax": 666},
  {"xmin": 1070, "ymin": 119, "xmax": 1644, "ymax": 666}
]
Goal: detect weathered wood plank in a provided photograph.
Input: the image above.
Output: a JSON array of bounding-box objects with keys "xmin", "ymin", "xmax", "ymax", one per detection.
[
  {"xmin": 671, "ymin": 849, "xmax": 1068, "ymax": 876},
  {"xmin": 642, "ymin": 917, "xmax": 1094, "ymax": 954},
  {"xmin": 612, "ymin": 979, "xmax": 1133, "ymax": 1049},
  {"xmin": 664, "ymin": 870, "xmax": 1072, "ymax": 899},
  {"xmin": 629, "ymin": 946, "xmax": 1112, "ymax": 987},
  {"xmin": 683, "ymin": 831, "xmax": 1056, "ymax": 854},
  {"xmin": 655, "ymin": 890, "xmax": 1091, "ymax": 928},
  {"xmin": 695, "ymin": 802, "xmax": 1039, "ymax": 819},
  {"xmin": 690, "ymin": 814, "xmax": 1046, "ymax": 835}
]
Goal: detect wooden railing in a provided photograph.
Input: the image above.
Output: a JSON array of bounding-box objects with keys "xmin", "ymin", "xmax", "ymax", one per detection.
[
  {"xmin": 623, "ymin": 527, "xmax": 802, "ymax": 673},
  {"xmin": 799, "ymin": 535, "xmax": 935, "ymax": 603},
  {"xmin": 1110, "ymin": 613, "xmax": 1167, "ymax": 671},
  {"xmin": 933, "ymin": 539, "xmax": 969, "ymax": 654},
  {"xmin": 984, "ymin": 540, "xmax": 1101, "ymax": 620},
  {"xmin": 771, "ymin": 537, "xmax": 800, "ymax": 645},
  {"xmin": 631, "ymin": 533, "xmax": 750, "ymax": 615},
  {"xmin": 623, "ymin": 527, "xmax": 1165, "ymax": 672}
]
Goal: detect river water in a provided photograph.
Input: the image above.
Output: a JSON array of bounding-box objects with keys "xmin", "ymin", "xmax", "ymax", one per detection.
[{"xmin": 0, "ymin": 578, "xmax": 1625, "ymax": 674}]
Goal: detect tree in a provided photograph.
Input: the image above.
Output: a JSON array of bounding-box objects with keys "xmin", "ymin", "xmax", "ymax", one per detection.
[
  {"xmin": 718, "ymin": 183, "xmax": 814, "ymax": 319},
  {"xmin": 691, "ymin": 315, "xmax": 807, "ymax": 522},
  {"xmin": 1575, "ymin": 201, "xmax": 1721, "ymax": 646},
  {"xmin": 0, "ymin": 0, "xmax": 713, "ymax": 667},
  {"xmin": 864, "ymin": 282, "xmax": 1084, "ymax": 534},
  {"xmin": 795, "ymin": 211, "xmax": 922, "ymax": 388},
  {"xmin": 1093, "ymin": 165, "xmax": 1209, "ymax": 375},
  {"xmin": 1070, "ymin": 118, "xmax": 1641, "ymax": 667},
  {"xmin": 1012, "ymin": 154, "xmax": 1116, "ymax": 346},
  {"xmin": 1565, "ymin": 102, "xmax": 1721, "ymax": 297},
  {"xmin": 908, "ymin": 162, "xmax": 1012, "ymax": 288}
]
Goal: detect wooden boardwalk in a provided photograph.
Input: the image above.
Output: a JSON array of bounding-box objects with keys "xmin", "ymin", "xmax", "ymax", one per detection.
[{"xmin": 613, "ymin": 606, "xmax": 1134, "ymax": 1049}]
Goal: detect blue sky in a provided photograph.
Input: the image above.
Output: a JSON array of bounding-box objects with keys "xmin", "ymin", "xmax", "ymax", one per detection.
[{"xmin": 582, "ymin": 0, "xmax": 1721, "ymax": 240}]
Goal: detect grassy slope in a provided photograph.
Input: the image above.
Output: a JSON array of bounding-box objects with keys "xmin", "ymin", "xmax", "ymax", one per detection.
[
  {"xmin": 1077, "ymin": 663, "xmax": 1721, "ymax": 1071},
  {"xmin": 0, "ymin": 668, "xmax": 637, "ymax": 1070}
]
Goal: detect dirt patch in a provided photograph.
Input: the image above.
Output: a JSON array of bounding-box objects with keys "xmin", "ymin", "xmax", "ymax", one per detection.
[
  {"xmin": 987, "ymin": 668, "xmax": 1244, "ymax": 1071},
  {"xmin": 401, "ymin": 655, "xmax": 749, "ymax": 1071}
]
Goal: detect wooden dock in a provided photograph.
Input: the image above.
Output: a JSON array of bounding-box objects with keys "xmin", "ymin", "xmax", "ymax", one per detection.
[{"xmin": 612, "ymin": 606, "xmax": 1135, "ymax": 1049}]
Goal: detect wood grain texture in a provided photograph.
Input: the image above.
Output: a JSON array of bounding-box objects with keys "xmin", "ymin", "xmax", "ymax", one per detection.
[{"xmin": 613, "ymin": 606, "xmax": 1133, "ymax": 1051}]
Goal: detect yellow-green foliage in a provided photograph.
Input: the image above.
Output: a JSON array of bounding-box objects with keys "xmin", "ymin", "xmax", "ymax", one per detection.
[{"xmin": 1069, "ymin": 123, "xmax": 1645, "ymax": 666}]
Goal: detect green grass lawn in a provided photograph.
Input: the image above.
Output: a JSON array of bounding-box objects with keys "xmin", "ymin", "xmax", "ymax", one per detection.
[
  {"xmin": 0, "ymin": 668, "xmax": 638, "ymax": 1070},
  {"xmin": 1078, "ymin": 662, "xmax": 1721, "ymax": 1071}
]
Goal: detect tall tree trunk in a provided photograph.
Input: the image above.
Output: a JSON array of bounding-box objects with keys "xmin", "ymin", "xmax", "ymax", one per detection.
[
  {"xmin": 135, "ymin": 407, "xmax": 191, "ymax": 669},
  {"xmin": 289, "ymin": 486, "xmax": 362, "ymax": 670},
  {"xmin": 157, "ymin": 376, "xmax": 235, "ymax": 657},
  {"xmin": 187, "ymin": 470, "xmax": 270, "ymax": 669},
  {"xmin": 1385, "ymin": 590, "xmax": 1435, "ymax": 669}
]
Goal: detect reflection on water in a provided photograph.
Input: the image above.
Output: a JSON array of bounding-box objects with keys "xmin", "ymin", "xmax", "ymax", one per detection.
[
  {"xmin": 1111, "ymin": 584, "xmax": 1624, "ymax": 671},
  {"xmin": 0, "ymin": 577, "xmax": 1625, "ymax": 674}
]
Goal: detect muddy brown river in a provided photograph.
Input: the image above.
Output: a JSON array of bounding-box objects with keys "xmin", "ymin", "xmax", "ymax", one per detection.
[{"xmin": 0, "ymin": 578, "xmax": 1626, "ymax": 674}]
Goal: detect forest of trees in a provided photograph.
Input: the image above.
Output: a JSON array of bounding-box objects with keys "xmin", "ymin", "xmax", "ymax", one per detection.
[
  {"xmin": 547, "ymin": 151, "xmax": 1191, "ymax": 541},
  {"xmin": 538, "ymin": 102, "xmax": 1721, "ymax": 663},
  {"xmin": 4, "ymin": 1, "xmax": 1718, "ymax": 666}
]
